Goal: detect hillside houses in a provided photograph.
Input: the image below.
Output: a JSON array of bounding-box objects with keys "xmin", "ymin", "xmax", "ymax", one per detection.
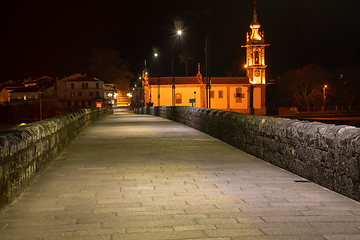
[{"xmin": 0, "ymin": 74, "xmax": 118, "ymax": 121}]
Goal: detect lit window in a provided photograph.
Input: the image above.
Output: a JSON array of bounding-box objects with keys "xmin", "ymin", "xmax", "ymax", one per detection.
[{"xmin": 254, "ymin": 51, "xmax": 259, "ymax": 64}]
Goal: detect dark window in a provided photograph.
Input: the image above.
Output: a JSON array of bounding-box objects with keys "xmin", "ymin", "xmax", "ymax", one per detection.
[
  {"xmin": 71, "ymin": 83, "xmax": 74, "ymax": 89},
  {"xmin": 96, "ymin": 91, "xmax": 99, "ymax": 97},
  {"xmin": 96, "ymin": 83, "xmax": 99, "ymax": 89},
  {"xmin": 218, "ymin": 91, "xmax": 223, "ymax": 99},
  {"xmin": 210, "ymin": 91, "xmax": 214, "ymax": 98},
  {"xmin": 235, "ymin": 88, "xmax": 243, "ymax": 103},
  {"xmin": 78, "ymin": 92, "xmax": 82, "ymax": 97},
  {"xmin": 175, "ymin": 93, "xmax": 182, "ymax": 104}
]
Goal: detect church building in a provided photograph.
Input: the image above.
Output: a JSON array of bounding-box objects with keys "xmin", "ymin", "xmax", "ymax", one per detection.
[{"xmin": 141, "ymin": 2, "xmax": 269, "ymax": 115}]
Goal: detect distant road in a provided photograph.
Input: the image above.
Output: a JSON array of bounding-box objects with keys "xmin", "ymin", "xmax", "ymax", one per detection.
[
  {"xmin": 285, "ymin": 116, "xmax": 360, "ymax": 127},
  {"xmin": 305, "ymin": 116, "xmax": 360, "ymax": 128}
]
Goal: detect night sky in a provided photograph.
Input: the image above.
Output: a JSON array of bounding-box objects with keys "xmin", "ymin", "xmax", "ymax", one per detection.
[{"xmin": 1, "ymin": 0, "xmax": 359, "ymax": 82}]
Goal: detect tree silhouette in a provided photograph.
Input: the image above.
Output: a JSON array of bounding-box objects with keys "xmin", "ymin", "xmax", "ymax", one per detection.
[
  {"xmin": 331, "ymin": 66, "xmax": 360, "ymax": 109},
  {"xmin": 179, "ymin": 51, "xmax": 194, "ymax": 77},
  {"xmin": 89, "ymin": 48, "xmax": 133, "ymax": 92},
  {"xmin": 279, "ymin": 63, "xmax": 330, "ymax": 110}
]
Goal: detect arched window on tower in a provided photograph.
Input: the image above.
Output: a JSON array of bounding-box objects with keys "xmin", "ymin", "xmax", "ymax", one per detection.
[{"xmin": 254, "ymin": 51, "xmax": 259, "ymax": 65}]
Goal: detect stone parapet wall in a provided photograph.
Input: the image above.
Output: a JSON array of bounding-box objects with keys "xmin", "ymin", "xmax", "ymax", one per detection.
[
  {"xmin": 0, "ymin": 108, "xmax": 112, "ymax": 209},
  {"xmin": 135, "ymin": 106, "xmax": 360, "ymax": 201}
]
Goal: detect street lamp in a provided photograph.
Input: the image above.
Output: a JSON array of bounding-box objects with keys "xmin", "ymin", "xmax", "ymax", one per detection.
[
  {"xmin": 179, "ymin": 7, "xmax": 211, "ymax": 108},
  {"xmin": 205, "ymin": 6, "xmax": 211, "ymax": 109},
  {"xmin": 323, "ymin": 85, "xmax": 327, "ymax": 113},
  {"xmin": 172, "ymin": 28, "xmax": 183, "ymax": 106},
  {"xmin": 153, "ymin": 50, "xmax": 160, "ymax": 106}
]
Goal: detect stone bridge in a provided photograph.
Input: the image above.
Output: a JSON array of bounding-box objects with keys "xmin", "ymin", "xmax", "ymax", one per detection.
[{"xmin": 1, "ymin": 106, "xmax": 360, "ymax": 239}]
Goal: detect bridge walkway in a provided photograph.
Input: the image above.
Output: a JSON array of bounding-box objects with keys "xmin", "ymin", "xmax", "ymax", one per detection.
[{"xmin": 1, "ymin": 107, "xmax": 360, "ymax": 239}]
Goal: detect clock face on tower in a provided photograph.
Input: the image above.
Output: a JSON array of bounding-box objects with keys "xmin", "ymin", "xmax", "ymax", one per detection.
[{"xmin": 255, "ymin": 70, "xmax": 260, "ymax": 77}]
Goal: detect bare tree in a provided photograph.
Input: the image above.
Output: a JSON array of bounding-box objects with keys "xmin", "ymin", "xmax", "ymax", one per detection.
[{"xmin": 280, "ymin": 63, "xmax": 330, "ymax": 110}]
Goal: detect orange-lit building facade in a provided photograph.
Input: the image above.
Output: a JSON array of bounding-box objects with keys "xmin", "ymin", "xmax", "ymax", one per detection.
[
  {"xmin": 142, "ymin": 69, "xmax": 266, "ymax": 115},
  {"xmin": 142, "ymin": 3, "xmax": 268, "ymax": 115}
]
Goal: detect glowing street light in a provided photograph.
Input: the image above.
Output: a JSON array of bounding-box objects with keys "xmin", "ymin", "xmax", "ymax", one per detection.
[
  {"xmin": 153, "ymin": 50, "xmax": 160, "ymax": 106},
  {"xmin": 172, "ymin": 25, "xmax": 183, "ymax": 106}
]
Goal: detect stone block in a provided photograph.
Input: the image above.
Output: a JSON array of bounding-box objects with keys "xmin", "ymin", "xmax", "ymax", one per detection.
[
  {"xmin": 0, "ymin": 107, "xmax": 112, "ymax": 210},
  {"xmin": 137, "ymin": 106, "xmax": 360, "ymax": 201}
]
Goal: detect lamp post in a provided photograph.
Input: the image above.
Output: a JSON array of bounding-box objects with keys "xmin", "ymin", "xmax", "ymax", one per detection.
[
  {"xmin": 194, "ymin": 91, "xmax": 196, "ymax": 107},
  {"xmin": 205, "ymin": 6, "xmax": 211, "ymax": 109},
  {"xmin": 154, "ymin": 51, "xmax": 160, "ymax": 106},
  {"xmin": 179, "ymin": 7, "xmax": 211, "ymax": 108},
  {"xmin": 172, "ymin": 28, "xmax": 182, "ymax": 106},
  {"xmin": 323, "ymin": 85, "xmax": 327, "ymax": 113},
  {"xmin": 38, "ymin": 91, "xmax": 43, "ymax": 121}
]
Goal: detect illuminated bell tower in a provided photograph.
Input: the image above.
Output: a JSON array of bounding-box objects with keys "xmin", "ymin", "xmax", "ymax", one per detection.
[{"xmin": 242, "ymin": 1, "xmax": 269, "ymax": 84}]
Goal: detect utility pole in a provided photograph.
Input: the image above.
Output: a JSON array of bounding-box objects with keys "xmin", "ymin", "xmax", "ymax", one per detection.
[
  {"xmin": 180, "ymin": 7, "xmax": 212, "ymax": 108},
  {"xmin": 205, "ymin": 6, "xmax": 211, "ymax": 109}
]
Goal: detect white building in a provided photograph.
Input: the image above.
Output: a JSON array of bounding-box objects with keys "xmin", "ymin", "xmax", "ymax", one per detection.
[{"xmin": 64, "ymin": 77, "xmax": 104, "ymax": 108}]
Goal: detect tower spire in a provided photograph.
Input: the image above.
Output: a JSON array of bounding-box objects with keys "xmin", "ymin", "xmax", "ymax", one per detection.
[
  {"xmin": 253, "ymin": 0, "xmax": 257, "ymax": 20},
  {"xmin": 250, "ymin": 0, "xmax": 261, "ymax": 41},
  {"xmin": 242, "ymin": 0, "xmax": 269, "ymax": 85}
]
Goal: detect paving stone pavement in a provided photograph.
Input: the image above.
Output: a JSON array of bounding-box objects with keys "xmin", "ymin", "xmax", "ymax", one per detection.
[{"xmin": 1, "ymin": 110, "xmax": 360, "ymax": 240}]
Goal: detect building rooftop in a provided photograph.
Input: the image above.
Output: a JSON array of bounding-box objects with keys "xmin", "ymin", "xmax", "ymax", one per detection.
[
  {"xmin": 66, "ymin": 77, "xmax": 102, "ymax": 82},
  {"xmin": 148, "ymin": 76, "xmax": 249, "ymax": 85}
]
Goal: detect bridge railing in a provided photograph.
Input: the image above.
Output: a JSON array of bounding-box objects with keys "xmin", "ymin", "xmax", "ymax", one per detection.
[
  {"xmin": 0, "ymin": 107, "xmax": 113, "ymax": 210},
  {"xmin": 136, "ymin": 106, "xmax": 360, "ymax": 202}
]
